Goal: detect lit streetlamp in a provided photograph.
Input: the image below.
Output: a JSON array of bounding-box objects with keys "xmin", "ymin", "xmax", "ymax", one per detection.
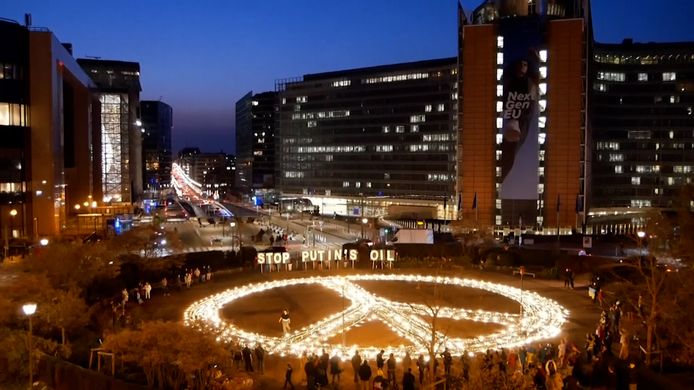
[
  {"xmin": 361, "ymin": 217, "xmax": 368, "ymax": 239},
  {"xmin": 10, "ymin": 209, "xmax": 17, "ymax": 238},
  {"xmin": 22, "ymin": 303, "xmax": 37, "ymax": 389},
  {"xmin": 637, "ymin": 231, "xmax": 646, "ymax": 257},
  {"xmin": 39, "ymin": 238, "xmax": 49, "ymax": 246}
]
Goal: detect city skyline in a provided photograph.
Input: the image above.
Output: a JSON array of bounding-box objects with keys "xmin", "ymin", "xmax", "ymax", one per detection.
[{"xmin": 1, "ymin": 0, "xmax": 693, "ymax": 153}]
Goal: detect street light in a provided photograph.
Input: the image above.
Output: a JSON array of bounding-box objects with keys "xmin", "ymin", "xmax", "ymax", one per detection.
[
  {"xmin": 361, "ymin": 217, "xmax": 368, "ymax": 239},
  {"xmin": 22, "ymin": 303, "xmax": 37, "ymax": 389},
  {"xmin": 39, "ymin": 238, "xmax": 48, "ymax": 246},
  {"xmin": 10, "ymin": 209, "xmax": 17, "ymax": 238}
]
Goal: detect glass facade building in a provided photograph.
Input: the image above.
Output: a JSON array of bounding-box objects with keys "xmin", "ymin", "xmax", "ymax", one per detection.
[
  {"xmin": 276, "ymin": 58, "xmax": 457, "ymax": 208},
  {"xmin": 591, "ymin": 41, "xmax": 694, "ymax": 209},
  {"xmin": 77, "ymin": 59, "xmax": 142, "ymax": 203}
]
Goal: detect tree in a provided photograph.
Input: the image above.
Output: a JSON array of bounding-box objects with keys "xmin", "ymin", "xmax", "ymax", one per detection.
[
  {"xmin": 611, "ymin": 185, "xmax": 694, "ymax": 366},
  {"xmin": 102, "ymin": 321, "xmax": 229, "ymax": 389}
]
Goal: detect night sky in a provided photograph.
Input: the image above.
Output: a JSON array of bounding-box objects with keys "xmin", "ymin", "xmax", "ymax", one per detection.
[{"xmin": 1, "ymin": 0, "xmax": 693, "ymax": 154}]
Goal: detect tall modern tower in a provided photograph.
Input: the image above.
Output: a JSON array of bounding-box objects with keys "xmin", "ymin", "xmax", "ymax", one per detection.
[
  {"xmin": 235, "ymin": 91, "xmax": 277, "ymax": 198},
  {"xmin": 140, "ymin": 100, "xmax": 173, "ymax": 192},
  {"xmin": 77, "ymin": 58, "xmax": 142, "ymax": 204},
  {"xmin": 458, "ymin": 0, "xmax": 589, "ymax": 233}
]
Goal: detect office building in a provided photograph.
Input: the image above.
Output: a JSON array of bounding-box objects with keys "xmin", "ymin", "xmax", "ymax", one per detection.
[
  {"xmin": 0, "ymin": 18, "xmax": 96, "ymax": 242},
  {"xmin": 590, "ymin": 40, "xmax": 694, "ymax": 213},
  {"xmin": 276, "ymin": 58, "xmax": 458, "ymax": 219},
  {"xmin": 141, "ymin": 100, "xmax": 173, "ymax": 192},
  {"xmin": 457, "ymin": 0, "xmax": 588, "ymax": 233},
  {"xmin": 235, "ymin": 91, "xmax": 277, "ymax": 197},
  {"xmin": 77, "ymin": 58, "xmax": 143, "ymax": 204}
]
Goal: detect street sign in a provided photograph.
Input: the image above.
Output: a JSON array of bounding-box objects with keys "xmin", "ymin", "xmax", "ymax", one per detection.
[{"xmin": 582, "ymin": 236, "xmax": 592, "ymax": 248}]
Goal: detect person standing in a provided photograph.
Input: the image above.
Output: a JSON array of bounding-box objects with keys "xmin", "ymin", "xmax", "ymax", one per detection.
[
  {"xmin": 442, "ymin": 348, "xmax": 453, "ymax": 376},
  {"xmin": 376, "ymin": 350, "xmax": 385, "ymax": 371},
  {"xmin": 255, "ymin": 344, "xmax": 265, "ymax": 373},
  {"xmin": 358, "ymin": 359, "xmax": 372, "ymax": 390},
  {"xmin": 144, "ymin": 282, "xmax": 152, "ymax": 300},
  {"xmin": 279, "ymin": 309, "xmax": 291, "ymax": 335},
  {"xmin": 330, "ymin": 353, "xmax": 341, "ymax": 385},
  {"xmin": 416, "ymin": 354, "xmax": 426, "ymax": 385},
  {"xmin": 284, "ymin": 363, "xmax": 295, "ymax": 389},
  {"xmin": 386, "ymin": 353, "xmax": 397, "ymax": 386},
  {"xmin": 402, "ymin": 351, "xmax": 412, "ymax": 373},
  {"xmin": 242, "ymin": 345, "xmax": 253, "ymax": 372},
  {"xmin": 351, "ymin": 350, "xmax": 362, "ymax": 383},
  {"xmin": 402, "ymin": 368, "xmax": 416, "ymax": 390},
  {"xmin": 161, "ymin": 276, "xmax": 169, "ymax": 296}
]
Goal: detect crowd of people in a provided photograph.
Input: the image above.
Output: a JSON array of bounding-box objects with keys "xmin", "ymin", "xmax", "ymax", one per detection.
[{"xmin": 109, "ymin": 265, "xmax": 215, "ymax": 329}]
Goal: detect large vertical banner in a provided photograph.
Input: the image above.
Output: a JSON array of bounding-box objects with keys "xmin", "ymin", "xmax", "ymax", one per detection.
[{"xmin": 499, "ymin": 17, "xmax": 543, "ymax": 223}]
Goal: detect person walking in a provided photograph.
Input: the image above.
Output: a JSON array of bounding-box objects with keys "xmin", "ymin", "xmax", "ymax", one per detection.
[
  {"xmin": 358, "ymin": 359, "xmax": 372, "ymax": 390},
  {"xmin": 402, "ymin": 351, "xmax": 412, "ymax": 373},
  {"xmin": 284, "ymin": 363, "xmax": 295, "ymax": 389},
  {"xmin": 376, "ymin": 350, "xmax": 385, "ymax": 371},
  {"xmin": 351, "ymin": 350, "xmax": 362, "ymax": 383},
  {"xmin": 279, "ymin": 309, "xmax": 291, "ymax": 335},
  {"xmin": 402, "ymin": 368, "xmax": 415, "ymax": 390}
]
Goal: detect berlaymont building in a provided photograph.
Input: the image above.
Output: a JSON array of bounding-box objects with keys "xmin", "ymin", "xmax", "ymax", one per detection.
[{"xmin": 239, "ymin": 0, "xmax": 693, "ymax": 235}]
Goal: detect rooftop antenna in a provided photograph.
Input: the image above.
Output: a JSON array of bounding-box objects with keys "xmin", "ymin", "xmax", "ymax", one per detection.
[{"xmin": 24, "ymin": 13, "xmax": 32, "ymax": 27}]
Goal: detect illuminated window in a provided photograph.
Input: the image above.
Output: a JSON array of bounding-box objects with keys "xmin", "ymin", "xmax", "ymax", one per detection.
[
  {"xmin": 0, "ymin": 103, "xmax": 27, "ymax": 126},
  {"xmin": 425, "ymin": 104, "xmax": 432, "ymax": 112},
  {"xmin": 593, "ymin": 83, "xmax": 608, "ymax": 92},
  {"xmin": 363, "ymin": 72, "xmax": 429, "ymax": 84},
  {"xmin": 662, "ymin": 72, "xmax": 676, "ymax": 81},
  {"xmin": 539, "ymin": 100, "xmax": 546, "ymax": 112},
  {"xmin": 497, "ymin": 69, "xmax": 503, "ymax": 81},
  {"xmin": 376, "ymin": 145, "xmax": 393, "ymax": 152},
  {"xmin": 597, "ymin": 72, "xmax": 625, "ymax": 82},
  {"xmin": 297, "ymin": 96, "xmax": 307, "ymax": 103},
  {"xmin": 615, "ymin": 165, "xmax": 623, "ymax": 174},
  {"xmin": 410, "ymin": 115, "xmax": 425, "ymax": 123},
  {"xmin": 670, "ymin": 96, "xmax": 680, "ymax": 104},
  {"xmin": 539, "ymin": 66, "xmax": 547, "ymax": 79},
  {"xmin": 437, "ymin": 103, "xmax": 445, "ymax": 112},
  {"xmin": 609, "ymin": 154, "xmax": 624, "ymax": 162},
  {"xmin": 410, "ymin": 125, "xmax": 419, "ymax": 133},
  {"xmin": 331, "ymin": 79, "xmax": 351, "ymax": 87},
  {"xmin": 631, "ymin": 177, "xmax": 640, "ymax": 185},
  {"xmin": 497, "ymin": 53, "xmax": 504, "ymax": 65},
  {"xmin": 395, "ymin": 125, "xmax": 405, "ymax": 133},
  {"xmin": 539, "ymin": 50, "xmax": 548, "ymax": 63},
  {"xmin": 631, "ymin": 199, "xmax": 651, "ymax": 207},
  {"xmin": 628, "ymin": 130, "xmax": 651, "ymax": 139},
  {"xmin": 366, "ymin": 182, "xmax": 372, "ymax": 188},
  {"xmin": 383, "ymin": 126, "xmax": 390, "ymax": 133},
  {"xmin": 538, "ymin": 133, "xmax": 546, "ymax": 144},
  {"xmin": 307, "ymin": 121, "xmax": 317, "ymax": 128},
  {"xmin": 497, "ymin": 36, "xmax": 504, "ymax": 48},
  {"xmin": 355, "ymin": 182, "xmax": 361, "ymax": 188},
  {"xmin": 497, "ymin": 85, "xmax": 504, "ymax": 97},
  {"xmin": 496, "ymin": 118, "xmax": 503, "ymax": 129},
  {"xmin": 342, "ymin": 181, "xmax": 350, "ymax": 187},
  {"xmin": 539, "ymin": 83, "xmax": 547, "ymax": 95},
  {"xmin": 638, "ymin": 73, "xmax": 648, "ymax": 81},
  {"xmin": 538, "ymin": 117, "xmax": 546, "ymax": 128}
]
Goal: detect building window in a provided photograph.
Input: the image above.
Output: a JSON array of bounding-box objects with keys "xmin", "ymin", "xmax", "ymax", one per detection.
[
  {"xmin": 631, "ymin": 199, "xmax": 651, "ymax": 208},
  {"xmin": 608, "ymin": 154, "xmax": 624, "ymax": 162},
  {"xmin": 411, "ymin": 125, "xmax": 419, "ymax": 133},
  {"xmin": 410, "ymin": 115, "xmax": 425, "ymax": 123},
  {"xmin": 631, "ymin": 177, "xmax": 641, "ymax": 185},
  {"xmin": 331, "ymin": 79, "xmax": 351, "ymax": 87},
  {"xmin": 662, "ymin": 72, "xmax": 676, "ymax": 81},
  {"xmin": 342, "ymin": 181, "xmax": 350, "ymax": 187},
  {"xmin": 0, "ymin": 103, "xmax": 28, "ymax": 126},
  {"xmin": 425, "ymin": 104, "xmax": 432, "ymax": 112},
  {"xmin": 593, "ymin": 83, "xmax": 608, "ymax": 92},
  {"xmin": 395, "ymin": 125, "xmax": 405, "ymax": 133},
  {"xmin": 497, "ymin": 85, "xmax": 504, "ymax": 97},
  {"xmin": 437, "ymin": 103, "xmax": 445, "ymax": 112},
  {"xmin": 0, "ymin": 63, "xmax": 21, "ymax": 80},
  {"xmin": 497, "ymin": 36, "xmax": 504, "ymax": 48},
  {"xmin": 362, "ymin": 72, "xmax": 429, "ymax": 84},
  {"xmin": 615, "ymin": 165, "xmax": 623, "ymax": 174},
  {"xmin": 670, "ymin": 96, "xmax": 680, "ymax": 104},
  {"xmin": 628, "ymin": 130, "xmax": 651, "ymax": 139},
  {"xmin": 297, "ymin": 96, "xmax": 308, "ymax": 103},
  {"xmin": 307, "ymin": 121, "xmax": 317, "ymax": 128},
  {"xmin": 638, "ymin": 73, "xmax": 648, "ymax": 81},
  {"xmin": 382, "ymin": 126, "xmax": 390, "ymax": 134},
  {"xmin": 376, "ymin": 145, "xmax": 393, "ymax": 152},
  {"xmin": 597, "ymin": 72, "xmax": 625, "ymax": 82}
]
